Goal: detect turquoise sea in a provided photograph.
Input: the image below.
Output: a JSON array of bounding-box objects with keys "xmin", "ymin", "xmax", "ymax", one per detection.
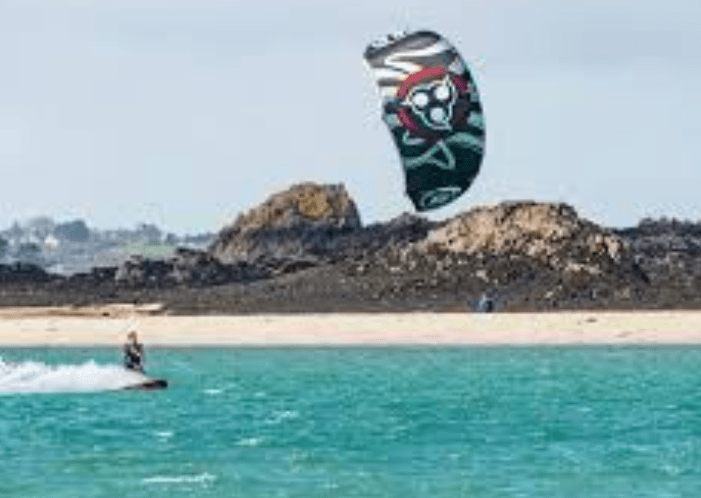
[{"xmin": 1, "ymin": 346, "xmax": 700, "ymax": 497}]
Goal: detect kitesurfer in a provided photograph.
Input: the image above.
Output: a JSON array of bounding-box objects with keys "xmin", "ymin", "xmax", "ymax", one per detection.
[{"xmin": 124, "ymin": 330, "xmax": 144, "ymax": 372}]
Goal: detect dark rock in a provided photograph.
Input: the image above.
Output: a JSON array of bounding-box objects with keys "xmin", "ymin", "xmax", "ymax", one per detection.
[
  {"xmin": 0, "ymin": 262, "xmax": 54, "ymax": 284},
  {"xmin": 112, "ymin": 248, "xmax": 266, "ymax": 289}
]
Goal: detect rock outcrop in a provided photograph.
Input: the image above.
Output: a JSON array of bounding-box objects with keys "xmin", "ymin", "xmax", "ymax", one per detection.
[
  {"xmin": 113, "ymin": 248, "xmax": 265, "ymax": 288},
  {"xmin": 419, "ymin": 201, "xmax": 630, "ymax": 276},
  {"xmin": 209, "ymin": 182, "xmax": 361, "ymax": 264},
  {"xmin": 333, "ymin": 201, "xmax": 650, "ymax": 311},
  {"xmin": 6, "ymin": 181, "xmax": 701, "ymax": 312},
  {"xmin": 616, "ymin": 218, "xmax": 701, "ymax": 306},
  {"xmin": 0, "ymin": 262, "xmax": 54, "ymax": 284}
]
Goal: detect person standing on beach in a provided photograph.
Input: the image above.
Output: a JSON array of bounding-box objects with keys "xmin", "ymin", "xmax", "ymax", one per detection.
[
  {"xmin": 477, "ymin": 293, "xmax": 495, "ymax": 313},
  {"xmin": 124, "ymin": 330, "xmax": 144, "ymax": 372}
]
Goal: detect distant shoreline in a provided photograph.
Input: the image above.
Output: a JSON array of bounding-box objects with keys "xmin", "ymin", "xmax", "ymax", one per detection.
[{"xmin": 1, "ymin": 305, "xmax": 700, "ymax": 346}]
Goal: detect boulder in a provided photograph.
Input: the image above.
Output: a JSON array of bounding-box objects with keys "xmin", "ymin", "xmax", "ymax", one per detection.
[
  {"xmin": 419, "ymin": 201, "xmax": 634, "ymax": 276},
  {"xmin": 209, "ymin": 182, "xmax": 361, "ymax": 264}
]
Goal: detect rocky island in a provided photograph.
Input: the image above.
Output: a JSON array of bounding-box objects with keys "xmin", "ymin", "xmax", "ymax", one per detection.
[{"xmin": 1, "ymin": 182, "xmax": 700, "ymax": 314}]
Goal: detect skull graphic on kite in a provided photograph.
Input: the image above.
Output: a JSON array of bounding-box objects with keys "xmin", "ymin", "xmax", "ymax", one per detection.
[{"xmin": 364, "ymin": 30, "xmax": 485, "ymax": 211}]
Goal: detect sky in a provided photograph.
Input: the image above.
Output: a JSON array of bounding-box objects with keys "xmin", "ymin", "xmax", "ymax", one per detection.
[{"xmin": 1, "ymin": 0, "xmax": 700, "ymax": 234}]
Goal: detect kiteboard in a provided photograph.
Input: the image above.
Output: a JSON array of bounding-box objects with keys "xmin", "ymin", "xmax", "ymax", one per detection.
[
  {"xmin": 364, "ymin": 30, "xmax": 485, "ymax": 212},
  {"xmin": 121, "ymin": 377, "xmax": 168, "ymax": 391}
]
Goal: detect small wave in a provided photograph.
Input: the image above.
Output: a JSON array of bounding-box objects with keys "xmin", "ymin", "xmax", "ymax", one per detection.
[
  {"xmin": 237, "ymin": 437, "xmax": 263, "ymax": 447},
  {"xmin": 203, "ymin": 382, "xmax": 237, "ymax": 396},
  {"xmin": 264, "ymin": 410, "xmax": 299, "ymax": 425},
  {"xmin": 142, "ymin": 472, "xmax": 216, "ymax": 484},
  {"xmin": 0, "ymin": 357, "xmax": 149, "ymax": 394}
]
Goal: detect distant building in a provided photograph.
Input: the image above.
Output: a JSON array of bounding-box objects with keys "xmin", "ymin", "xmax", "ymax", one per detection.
[{"xmin": 44, "ymin": 235, "xmax": 60, "ymax": 251}]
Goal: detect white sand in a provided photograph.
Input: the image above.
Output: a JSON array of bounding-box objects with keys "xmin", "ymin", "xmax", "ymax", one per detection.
[{"xmin": 0, "ymin": 305, "xmax": 700, "ymax": 346}]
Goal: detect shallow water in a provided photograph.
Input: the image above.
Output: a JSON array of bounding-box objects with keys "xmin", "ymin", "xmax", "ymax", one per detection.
[{"xmin": 1, "ymin": 346, "xmax": 700, "ymax": 497}]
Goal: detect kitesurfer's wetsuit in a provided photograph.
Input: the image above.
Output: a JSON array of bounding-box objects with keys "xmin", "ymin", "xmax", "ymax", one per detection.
[{"xmin": 124, "ymin": 342, "xmax": 144, "ymax": 372}]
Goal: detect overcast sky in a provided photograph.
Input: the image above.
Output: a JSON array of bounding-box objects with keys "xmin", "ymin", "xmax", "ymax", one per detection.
[{"xmin": 1, "ymin": 0, "xmax": 699, "ymax": 234}]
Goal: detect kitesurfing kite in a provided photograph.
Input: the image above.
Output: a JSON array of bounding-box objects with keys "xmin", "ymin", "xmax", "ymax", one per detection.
[{"xmin": 364, "ymin": 30, "xmax": 485, "ymax": 211}]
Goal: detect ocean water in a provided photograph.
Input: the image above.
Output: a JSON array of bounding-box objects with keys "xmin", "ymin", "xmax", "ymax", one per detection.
[{"xmin": 1, "ymin": 346, "xmax": 700, "ymax": 497}]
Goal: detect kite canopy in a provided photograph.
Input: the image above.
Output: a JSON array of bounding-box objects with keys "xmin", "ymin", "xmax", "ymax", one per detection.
[{"xmin": 364, "ymin": 30, "xmax": 485, "ymax": 211}]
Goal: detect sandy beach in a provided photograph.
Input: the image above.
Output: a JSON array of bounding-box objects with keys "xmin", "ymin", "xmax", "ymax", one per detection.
[{"xmin": 0, "ymin": 305, "xmax": 700, "ymax": 346}]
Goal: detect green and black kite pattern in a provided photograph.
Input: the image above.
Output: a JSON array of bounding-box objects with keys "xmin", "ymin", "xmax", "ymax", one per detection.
[{"xmin": 364, "ymin": 30, "xmax": 485, "ymax": 211}]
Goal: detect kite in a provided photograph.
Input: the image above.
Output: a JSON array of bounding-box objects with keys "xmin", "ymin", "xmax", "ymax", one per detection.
[{"xmin": 364, "ymin": 30, "xmax": 485, "ymax": 211}]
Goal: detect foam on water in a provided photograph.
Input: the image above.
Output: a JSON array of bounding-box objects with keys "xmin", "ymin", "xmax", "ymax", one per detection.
[
  {"xmin": 142, "ymin": 472, "xmax": 216, "ymax": 485},
  {"xmin": 0, "ymin": 357, "xmax": 149, "ymax": 394}
]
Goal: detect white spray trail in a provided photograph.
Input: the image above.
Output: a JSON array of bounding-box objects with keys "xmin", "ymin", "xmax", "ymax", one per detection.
[{"xmin": 0, "ymin": 357, "xmax": 150, "ymax": 394}]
